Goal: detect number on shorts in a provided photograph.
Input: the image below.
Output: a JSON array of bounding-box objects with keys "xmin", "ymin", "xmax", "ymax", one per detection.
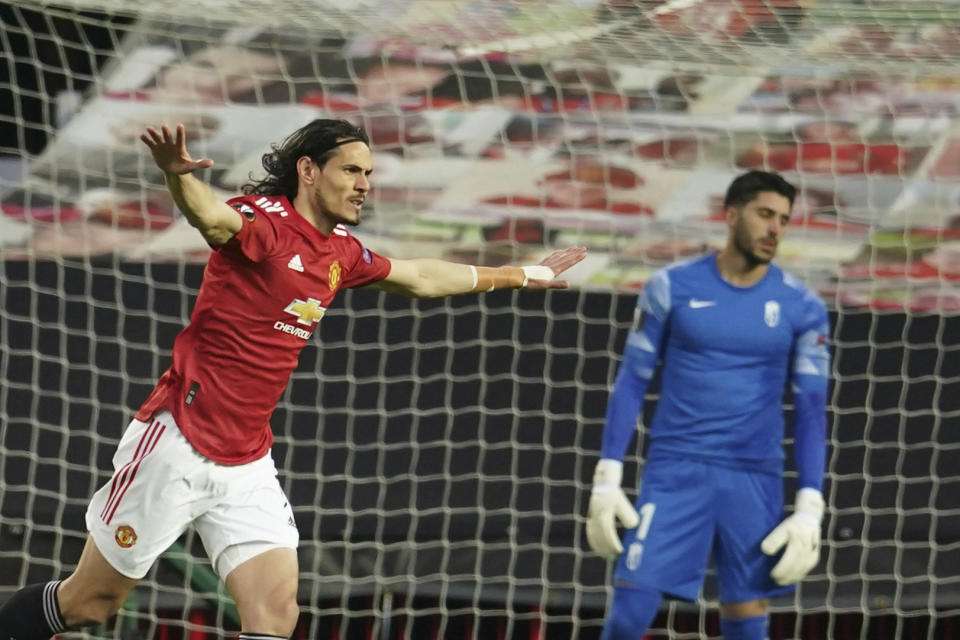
[
  {"xmin": 626, "ymin": 503, "xmax": 656, "ymax": 571},
  {"xmin": 637, "ymin": 502, "xmax": 656, "ymax": 540}
]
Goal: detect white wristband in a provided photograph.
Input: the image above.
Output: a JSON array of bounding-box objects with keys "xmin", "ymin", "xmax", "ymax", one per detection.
[{"xmin": 521, "ymin": 265, "xmax": 555, "ymax": 286}]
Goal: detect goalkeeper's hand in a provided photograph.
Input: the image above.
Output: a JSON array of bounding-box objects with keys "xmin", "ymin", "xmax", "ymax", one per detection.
[
  {"xmin": 761, "ymin": 488, "xmax": 825, "ymax": 585},
  {"xmin": 586, "ymin": 459, "xmax": 640, "ymax": 559}
]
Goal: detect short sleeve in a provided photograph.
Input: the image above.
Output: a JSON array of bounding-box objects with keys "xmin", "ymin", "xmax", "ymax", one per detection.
[
  {"xmin": 337, "ymin": 231, "xmax": 392, "ymax": 288},
  {"xmin": 217, "ymin": 195, "xmax": 281, "ymax": 263}
]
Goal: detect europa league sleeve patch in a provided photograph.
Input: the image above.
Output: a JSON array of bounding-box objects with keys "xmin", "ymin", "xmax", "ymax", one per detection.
[{"xmin": 231, "ymin": 202, "xmax": 256, "ymax": 221}]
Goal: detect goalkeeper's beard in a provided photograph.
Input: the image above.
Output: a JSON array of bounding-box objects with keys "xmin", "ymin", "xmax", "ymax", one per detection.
[{"xmin": 732, "ymin": 218, "xmax": 776, "ymax": 266}]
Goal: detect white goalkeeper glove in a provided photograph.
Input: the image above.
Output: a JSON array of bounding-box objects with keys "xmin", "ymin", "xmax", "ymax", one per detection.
[
  {"xmin": 761, "ymin": 488, "xmax": 825, "ymax": 585},
  {"xmin": 586, "ymin": 459, "xmax": 640, "ymax": 559}
]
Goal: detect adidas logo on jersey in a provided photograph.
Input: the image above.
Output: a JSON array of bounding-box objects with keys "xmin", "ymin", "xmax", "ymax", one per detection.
[{"xmin": 287, "ymin": 254, "xmax": 304, "ymax": 272}]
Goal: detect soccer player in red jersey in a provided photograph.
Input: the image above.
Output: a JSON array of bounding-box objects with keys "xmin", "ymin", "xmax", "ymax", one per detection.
[{"xmin": 0, "ymin": 119, "xmax": 586, "ymax": 640}]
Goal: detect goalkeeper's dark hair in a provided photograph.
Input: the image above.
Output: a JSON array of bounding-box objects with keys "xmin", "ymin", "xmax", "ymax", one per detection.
[
  {"xmin": 723, "ymin": 170, "xmax": 796, "ymax": 210},
  {"xmin": 242, "ymin": 119, "xmax": 369, "ymax": 199}
]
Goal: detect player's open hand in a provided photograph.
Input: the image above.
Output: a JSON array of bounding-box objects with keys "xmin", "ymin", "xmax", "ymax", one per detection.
[
  {"xmin": 761, "ymin": 488, "xmax": 824, "ymax": 585},
  {"xmin": 586, "ymin": 459, "xmax": 639, "ymax": 559},
  {"xmin": 140, "ymin": 124, "xmax": 214, "ymax": 175},
  {"xmin": 522, "ymin": 246, "xmax": 587, "ymax": 290}
]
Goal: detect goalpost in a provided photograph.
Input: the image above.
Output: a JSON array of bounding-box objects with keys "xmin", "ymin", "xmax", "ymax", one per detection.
[{"xmin": 1, "ymin": 1, "xmax": 958, "ymax": 638}]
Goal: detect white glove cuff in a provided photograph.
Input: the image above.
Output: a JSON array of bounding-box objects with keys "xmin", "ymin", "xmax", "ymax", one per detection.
[
  {"xmin": 795, "ymin": 488, "xmax": 825, "ymax": 523},
  {"xmin": 592, "ymin": 459, "xmax": 623, "ymax": 491}
]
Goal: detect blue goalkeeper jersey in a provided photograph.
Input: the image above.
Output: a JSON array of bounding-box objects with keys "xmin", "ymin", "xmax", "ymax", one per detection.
[{"xmin": 602, "ymin": 253, "xmax": 830, "ymax": 488}]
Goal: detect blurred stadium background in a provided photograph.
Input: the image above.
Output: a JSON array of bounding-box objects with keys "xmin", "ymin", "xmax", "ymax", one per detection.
[{"xmin": 1, "ymin": 1, "xmax": 958, "ymax": 638}]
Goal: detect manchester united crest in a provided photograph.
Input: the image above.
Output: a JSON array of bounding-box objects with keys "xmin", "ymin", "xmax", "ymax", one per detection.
[
  {"xmin": 115, "ymin": 525, "xmax": 138, "ymax": 548},
  {"xmin": 329, "ymin": 261, "xmax": 342, "ymax": 291}
]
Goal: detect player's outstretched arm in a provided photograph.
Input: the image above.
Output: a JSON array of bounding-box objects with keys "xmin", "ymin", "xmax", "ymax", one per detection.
[
  {"xmin": 374, "ymin": 246, "xmax": 586, "ymax": 298},
  {"xmin": 140, "ymin": 123, "xmax": 242, "ymax": 245}
]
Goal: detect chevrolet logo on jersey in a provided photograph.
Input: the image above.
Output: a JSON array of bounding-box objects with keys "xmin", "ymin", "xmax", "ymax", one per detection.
[{"xmin": 284, "ymin": 298, "xmax": 326, "ymax": 326}]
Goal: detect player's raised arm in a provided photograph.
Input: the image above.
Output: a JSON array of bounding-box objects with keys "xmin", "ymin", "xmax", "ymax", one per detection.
[
  {"xmin": 373, "ymin": 246, "xmax": 586, "ymax": 298},
  {"xmin": 140, "ymin": 124, "xmax": 242, "ymax": 245}
]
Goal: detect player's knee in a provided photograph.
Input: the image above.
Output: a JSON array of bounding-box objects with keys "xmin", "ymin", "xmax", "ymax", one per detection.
[
  {"xmin": 277, "ymin": 596, "xmax": 300, "ymax": 634},
  {"xmin": 719, "ymin": 598, "xmax": 768, "ymax": 619},
  {"xmin": 61, "ymin": 591, "xmax": 126, "ymax": 627},
  {"xmin": 57, "ymin": 576, "xmax": 129, "ymax": 628},
  {"xmin": 242, "ymin": 591, "xmax": 299, "ymax": 636}
]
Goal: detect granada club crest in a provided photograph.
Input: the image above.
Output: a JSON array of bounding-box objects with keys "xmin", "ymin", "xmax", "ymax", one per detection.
[
  {"xmin": 329, "ymin": 261, "xmax": 342, "ymax": 291},
  {"xmin": 764, "ymin": 300, "xmax": 780, "ymax": 327},
  {"xmin": 115, "ymin": 525, "xmax": 138, "ymax": 548}
]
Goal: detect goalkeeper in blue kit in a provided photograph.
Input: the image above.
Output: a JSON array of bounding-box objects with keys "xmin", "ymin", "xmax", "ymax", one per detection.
[{"xmin": 586, "ymin": 171, "xmax": 831, "ymax": 640}]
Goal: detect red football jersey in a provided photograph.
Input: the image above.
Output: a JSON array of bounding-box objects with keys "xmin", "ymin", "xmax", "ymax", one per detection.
[{"xmin": 135, "ymin": 194, "xmax": 392, "ymax": 464}]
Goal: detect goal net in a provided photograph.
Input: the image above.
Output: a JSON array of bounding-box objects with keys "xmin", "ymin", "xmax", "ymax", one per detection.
[{"xmin": 1, "ymin": 1, "xmax": 958, "ymax": 638}]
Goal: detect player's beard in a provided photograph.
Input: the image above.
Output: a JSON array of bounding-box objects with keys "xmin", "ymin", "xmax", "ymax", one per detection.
[
  {"xmin": 317, "ymin": 195, "xmax": 361, "ymax": 227},
  {"xmin": 343, "ymin": 208, "xmax": 362, "ymax": 226},
  {"xmin": 732, "ymin": 217, "xmax": 775, "ymax": 266},
  {"xmin": 339, "ymin": 196, "xmax": 364, "ymax": 227}
]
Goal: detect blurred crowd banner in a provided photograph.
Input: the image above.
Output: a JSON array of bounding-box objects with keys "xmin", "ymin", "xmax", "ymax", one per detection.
[{"xmin": 3, "ymin": 0, "xmax": 960, "ymax": 312}]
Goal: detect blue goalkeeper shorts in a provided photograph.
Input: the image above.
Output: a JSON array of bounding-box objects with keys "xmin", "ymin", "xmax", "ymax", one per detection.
[{"xmin": 613, "ymin": 454, "xmax": 795, "ymax": 603}]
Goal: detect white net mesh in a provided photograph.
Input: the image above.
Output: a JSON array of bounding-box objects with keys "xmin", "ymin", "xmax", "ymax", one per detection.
[{"xmin": 1, "ymin": 1, "xmax": 959, "ymax": 639}]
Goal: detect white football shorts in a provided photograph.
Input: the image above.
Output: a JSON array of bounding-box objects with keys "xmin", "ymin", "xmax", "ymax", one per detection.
[{"xmin": 85, "ymin": 410, "xmax": 299, "ymax": 579}]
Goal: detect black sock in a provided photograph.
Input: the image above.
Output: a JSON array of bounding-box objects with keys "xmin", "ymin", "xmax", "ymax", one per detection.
[
  {"xmin": 0, "ymin": 581, "xmax": 67, "ymax": 640},
  {"xmin": 237, "ymin": 634, "xmax": 288, "ymax": 640}
]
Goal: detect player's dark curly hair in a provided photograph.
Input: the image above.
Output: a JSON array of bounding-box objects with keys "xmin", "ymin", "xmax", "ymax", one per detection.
[
  {"xmin": 242, "ymin": 119, "xmax": 369, "ymax": 199},
  {"xmin": 724, "ymin": 170, "xmax": 796, "ymax": 209}
]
